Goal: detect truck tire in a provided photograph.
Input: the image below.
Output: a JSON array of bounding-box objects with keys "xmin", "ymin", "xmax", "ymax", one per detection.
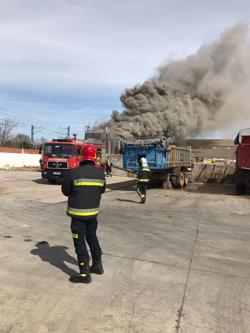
[
  {"xmin": 236, "ymin": 182, "xmax": 246, "ymax": 195},
  {"xmin": 170, "ymin": 175, "xmax": 177, "ymax": 188},
  {"xmin": 184, "ymin": 172, "xmax": 189, "ymax": 186},
  {"xmin": 235, "ymin": 169, "xmax": 247, "ymax": 195},
  {"xmin": 176, "ymin": 172, "xmax": 185, "ymax": 188},
  {"xmin": 171, "ymin": 172, "xmax": 185, "ymax": 188}
]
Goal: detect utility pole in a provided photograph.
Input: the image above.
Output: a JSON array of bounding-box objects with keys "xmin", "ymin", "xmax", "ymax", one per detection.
[
  {"xmin": 30, "ymin": 125, "xmax": 42, "ymax": 147},
  {"xmin": 67, "ymin": 126, "xmax": 70, "ymax": 138},
  {"xmin": 105, "ymin": 126, "xmax": 111, "ymax": 156},
  {"xmin": 55, "ymin": 126, "xmax": 71, "ymax": 138},
  {"xmin": 31, "ymin": 125, "xmax": 34, "ymax": 147},
  {"xmin": 84, "ymin": 125, "xmax": 90, "ymax": 140}
]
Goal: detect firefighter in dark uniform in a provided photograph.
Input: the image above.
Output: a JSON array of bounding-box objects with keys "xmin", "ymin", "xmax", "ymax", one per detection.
[
  {"xmin": 136, "ymin": 157, "xmax": 150, "ymax": 204},
  {"xmin": 105, "ymin": 158, "xmax": 113, "ymax": 177},
  {"xmin": 61, "ymin": 144, "xmax": 106, "ymax": 283}
]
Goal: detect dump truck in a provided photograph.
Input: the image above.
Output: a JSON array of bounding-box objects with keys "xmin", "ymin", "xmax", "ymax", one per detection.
[
  {"xmin": 122, "ymin": 137, "xmax": 192, "ymax": 188},
  {"xmin": 234, "ymin": 128, "xmax": 250, "ymax": 194}
]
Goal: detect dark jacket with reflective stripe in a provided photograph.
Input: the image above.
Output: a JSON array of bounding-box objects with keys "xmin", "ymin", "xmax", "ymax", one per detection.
[
  {"xmin": 137, "ymin": 166, "xmax": 151, "ymax": 183},
  {"xmin": 61, "ymin": 162, "xmax": 106, "ymax": 220}
]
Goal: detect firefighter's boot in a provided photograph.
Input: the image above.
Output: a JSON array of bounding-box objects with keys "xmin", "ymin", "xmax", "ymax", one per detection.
[
  {"xmin": 140, "ymin": 197, "xmax": 146, "ymax": 204},
  {"xmin": 69, "ymin": 260, "xmax": 92, "ymax": 283},
  {"xmin": 90, "ymin": 253, "xmax": 104, "ymax": 275}
]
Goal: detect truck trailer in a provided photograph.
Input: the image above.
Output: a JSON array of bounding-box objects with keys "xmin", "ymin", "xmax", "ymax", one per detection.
[
  {"xmin": 122, "ymin": 137, "xmax": 192, "ymax": 188},
  {"xmin": 234, "ymin": 128, "xmax": 250, "ymax": 194}
]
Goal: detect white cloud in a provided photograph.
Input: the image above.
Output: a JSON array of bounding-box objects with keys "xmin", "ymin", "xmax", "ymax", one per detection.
[{"xmin": 1, "ymin": 0, "xmax": 248, "ymax": 89}]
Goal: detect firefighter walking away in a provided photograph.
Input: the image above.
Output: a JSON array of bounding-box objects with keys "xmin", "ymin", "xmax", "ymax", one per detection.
[
  {"xmin": 105, "ymin": 158, "xmax": 113, "ymax": 177},
  {"xmin": 137, "ymin": 157, "xmax": 150, "ymax": 204},
  {"xmin": 62, "ymin": 144, "xmax": 106, "ymax": 283}
]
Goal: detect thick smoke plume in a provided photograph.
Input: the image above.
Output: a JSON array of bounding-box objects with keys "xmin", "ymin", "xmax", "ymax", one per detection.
[{"xmin": 105, "ymin": 23, "xmax": 250, "ymax": 142}]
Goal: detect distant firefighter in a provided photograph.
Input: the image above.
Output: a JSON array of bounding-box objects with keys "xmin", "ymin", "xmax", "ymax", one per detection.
[
  {"xmin": 105, "ymin": 158, "xmax": 113, "ymax": 177},
  {"xmin": 136, "ymin": 157, "xmax": 150, "ymax": 204},
  {"xmin": 96, "ymin": 156, "xmax": 101, "ymax": 169}
]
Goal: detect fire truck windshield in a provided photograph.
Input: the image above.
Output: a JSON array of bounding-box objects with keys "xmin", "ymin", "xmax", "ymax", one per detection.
[{"xmin": 44, "ymin": 144, "xmax": 75, "ymax": 157}]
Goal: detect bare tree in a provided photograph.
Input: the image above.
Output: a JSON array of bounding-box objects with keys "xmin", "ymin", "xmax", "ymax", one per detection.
[
  {"xmin": 12, "ymin": 134, "xmax": 31, "ymax": 148},
  {"xmin": 35, "ymin": 137, "xmax": 48, "ymax": 150},
  {"xmin": 0, "ymin": 118, "xmax": 18, "ymax": 146}
]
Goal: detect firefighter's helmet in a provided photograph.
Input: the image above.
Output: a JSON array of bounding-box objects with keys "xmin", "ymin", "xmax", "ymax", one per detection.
[
  {"xmin": 140, "ymin": 157, "xmax": 148, "ymax": 166},
  {"xmin": 82, "ymin": 144, "xmax": 97, "ymax": 162}
]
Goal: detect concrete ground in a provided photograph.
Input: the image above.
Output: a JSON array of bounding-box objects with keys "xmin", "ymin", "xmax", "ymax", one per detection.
[{"xmin": 0, "ymin": 170, "xmax": 250, "ymax": 333}]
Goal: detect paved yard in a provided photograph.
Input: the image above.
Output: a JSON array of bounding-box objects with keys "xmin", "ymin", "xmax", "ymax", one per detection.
[{"xmin": 0, "ymin": 170, "xmax": 250, "ymax": 332}]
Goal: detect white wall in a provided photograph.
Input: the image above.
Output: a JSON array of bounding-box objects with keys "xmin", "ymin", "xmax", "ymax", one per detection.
[{"xmin": 0, "ymin": 153, "xmax": 41, "ymax": 168}]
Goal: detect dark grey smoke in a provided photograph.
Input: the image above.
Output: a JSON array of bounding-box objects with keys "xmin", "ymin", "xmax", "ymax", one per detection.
[{"xmin": 106, "ymin": 23, "xmax": 250, "ymax": 142}]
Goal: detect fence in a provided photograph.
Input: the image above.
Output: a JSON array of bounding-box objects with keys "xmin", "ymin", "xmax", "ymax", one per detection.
[{"xmin": 0, "ymin": 147, "xmax": 41, "ymax": 168}]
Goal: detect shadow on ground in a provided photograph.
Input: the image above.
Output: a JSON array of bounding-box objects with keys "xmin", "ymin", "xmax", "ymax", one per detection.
[
  {"xmin": 30, "ymin": 241, "xmax": 77, "ymax": 276},
  {"xmin": 32, "ymin": 178, "xmax": 61, "ymax": 185},
  {"xmin": 33, "ymin": 178, "xmax": 136, "ymax": 190},
  {"xmin": 106, "ymin": 179, "xmax": 136, "ymax": 191},
  {"xmin": 116, "ymin": 198, "xmax": 139, "ymax": 203}
]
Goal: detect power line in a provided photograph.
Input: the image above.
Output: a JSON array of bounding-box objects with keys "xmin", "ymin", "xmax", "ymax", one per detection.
[
  {"xmin": 0, "ymin": 107, "xmax": 60, "ymax": 137},
  {"xmin": 0, "ymin": 115, "xmax": 54, "ymax": 135},
  {"xmin": 0, "ymin": 106, "xmax": 53, "ymax": 127},
  {"xmin": 0, "ymin": 111, "xmax": 55, "ymax": 132},
  {"xmin": 0, "ymin": 106, "xmax": 73, "ymax": 139},
  {"xmin": 0, "ymin": 107, "xmax": 63, "ymax": 137}
]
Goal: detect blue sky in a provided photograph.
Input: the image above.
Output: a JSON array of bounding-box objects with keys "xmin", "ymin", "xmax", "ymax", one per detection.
[{"xmin": 0, "ymin": 0, "xmax": 249, "ymax": 140}]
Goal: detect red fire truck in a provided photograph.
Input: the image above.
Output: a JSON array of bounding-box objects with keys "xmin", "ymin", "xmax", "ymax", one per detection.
[
  {"xmin": 234, "ymin": 128, "xmax": 250, "ymax": 194},
  {"xmin": 40, "ymin": 136, "xmax": 107, "ymax": 183}
]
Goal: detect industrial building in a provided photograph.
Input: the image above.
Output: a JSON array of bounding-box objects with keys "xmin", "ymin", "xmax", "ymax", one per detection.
[{"xmin": 185, "ymin": 139, "xmax": 235, "ymax": 161}]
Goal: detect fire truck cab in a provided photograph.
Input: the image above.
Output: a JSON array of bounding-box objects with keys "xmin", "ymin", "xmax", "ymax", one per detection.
[{"xmin": 41, "ymin": 137, "xmax": 84, "ymax": 183}]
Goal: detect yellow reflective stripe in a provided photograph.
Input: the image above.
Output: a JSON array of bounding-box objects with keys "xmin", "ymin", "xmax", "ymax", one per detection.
[
  {"xmin": 138, "ymin": 179, "xmax": 149, "ymax": 182},
  {"xmin": 67, "ymin": 210, "xmax": 99, "ymax": 216},
  {"xmin": 79, "ymin": 274, "xmax": 87, "ymax": 277},
  {"xmin": 74, "ymin": 181, "xmax": 104, "ymax": 187},
  {"xmin": 137, "ymin": 188, "xmax": 145, "ymax": 198},
  {"xmin": 72, "ymin": 233, "xmax": 78, "ymax": 239}
]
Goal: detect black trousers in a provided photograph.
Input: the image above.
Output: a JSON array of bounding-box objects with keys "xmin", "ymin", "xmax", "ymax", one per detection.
[
  {"xmin": 107, "ymin": 166, "xmax": 112, "ymax": 176},
  {"xmin": 137, "ymin": 183, "xmax": 147, "ymax": 199},
  {"xmin": 71, "ymin": 217, "xmax": 102, "ymax": 262}
]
